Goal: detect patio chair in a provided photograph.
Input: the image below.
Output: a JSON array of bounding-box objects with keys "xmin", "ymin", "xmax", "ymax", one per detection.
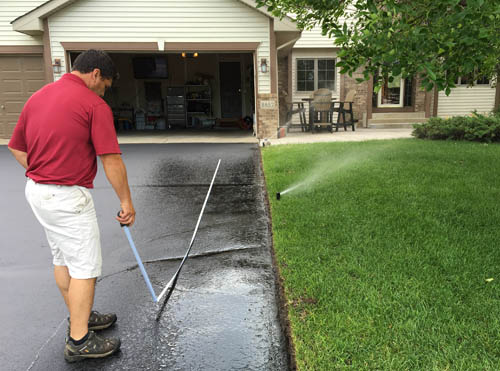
[
  {"xmin": 310, "ymin": 88, "xmax": 334, "ymax": 133},
  {"xmin": 333, "ymin": 89, "xmax": 358, "ymax": 131},
  {"xmin": 284, "ymin": 92, "xmax": 308, "ymax": 132}
]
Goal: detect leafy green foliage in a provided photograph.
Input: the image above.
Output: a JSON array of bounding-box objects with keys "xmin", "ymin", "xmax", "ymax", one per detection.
[
  {"xmin": 256, "ymin": 0, "xmax": 500, "ymax": 94},
  {"xmin": 413, "ymin": 111, "xmax": 500, "ymax": 142}
]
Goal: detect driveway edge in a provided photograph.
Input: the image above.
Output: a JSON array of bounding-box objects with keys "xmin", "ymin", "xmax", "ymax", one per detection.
[{"xmin": 257, "ymin": 146, "xmax": 297, "ymax": 371}]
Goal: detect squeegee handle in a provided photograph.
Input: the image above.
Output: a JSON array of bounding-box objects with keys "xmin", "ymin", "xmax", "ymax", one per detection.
[
  {"xmin": 117, "ymin": 211, "xmax": 158, "ymax": 302},
  {"xmin": 123, "ymin": 226, "xmax": 158, "ymax": 302}
]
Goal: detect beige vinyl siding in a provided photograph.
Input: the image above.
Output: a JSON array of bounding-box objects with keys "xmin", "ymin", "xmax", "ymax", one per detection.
[
  {"xmin": 48, "ymin": 0, "xmax": 271, "ymax": 93},
  {"xmin": 0, "ymin": 1, "xmax": 45, "ymax": 46},
  {"xmin": 293, "ymin": 10, "xmax": 354, "ymax": 49},
  {"xmin": 294, "ymin": 27, "xmax": 335, "ymax": 49},
  {"xmin": 438, "ymin": 85, "xmax": 496, "ymax": 117},
  {"xmin": 290, "ymin": 48, "xmax": 340, "ymax": 125}
]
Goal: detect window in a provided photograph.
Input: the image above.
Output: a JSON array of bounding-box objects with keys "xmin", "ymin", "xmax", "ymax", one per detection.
[
  {"xmin": 318, "ymin": 59, "xmax": 335, "ymax": 90},
  {"xmin": 456, "ymin": 74, "xmax": 473, "ymax": 85},
  {"xmin": 476, "ymin": 76, "xmax": 490, "ymax": 85},
  {"xmin": 456, "ymin": 72, "xmax": 490, "ymax": 86},
  {"xmin": 297, "ymin": 58, "xmax": 336, "ymax": 92},
  {"xmin": 297, "ymin": 59, "xmax": 315, "ymax": 91}
]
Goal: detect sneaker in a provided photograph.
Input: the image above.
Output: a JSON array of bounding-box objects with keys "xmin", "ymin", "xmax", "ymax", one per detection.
[
  {"xmin": 88, "ymin": 311, "xmax": 117, "ymax": 331},
  {"xmin": 64, "ymin": 331, "xmax": 120, "ymax": 363},
  {"xmin": 67, "ymin": 310, "xmax": 117, "ymax": 332}
]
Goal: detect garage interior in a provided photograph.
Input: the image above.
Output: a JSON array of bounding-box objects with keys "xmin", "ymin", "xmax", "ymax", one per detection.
[{"xmin": 69, "ymin": 52, "xmax": 255, "ymax": 133}]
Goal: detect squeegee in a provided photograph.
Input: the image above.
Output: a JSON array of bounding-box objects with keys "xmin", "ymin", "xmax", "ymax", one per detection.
[{"xmin": 118, "ymin": 159, "xmax": 221, "ymax": 313}]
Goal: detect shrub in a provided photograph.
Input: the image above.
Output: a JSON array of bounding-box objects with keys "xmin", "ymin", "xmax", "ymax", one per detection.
[{"xmin": 413, "ymin": 112, "xmax": 500, "ymax": 142}]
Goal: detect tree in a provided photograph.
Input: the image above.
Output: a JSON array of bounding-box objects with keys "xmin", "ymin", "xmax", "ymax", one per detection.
[{"xmin": 256, "ymin": 0, "xmax": 500, "ymax": 94}]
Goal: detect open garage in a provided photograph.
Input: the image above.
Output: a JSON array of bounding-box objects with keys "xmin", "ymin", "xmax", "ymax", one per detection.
[{"xmin": 67, "ymin": 50, "xmax": 256, "ymax": 133}]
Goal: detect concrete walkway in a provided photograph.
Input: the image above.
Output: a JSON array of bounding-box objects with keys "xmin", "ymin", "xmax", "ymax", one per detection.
[
  {"xmin": 1, "ymin": 127, "xmax": 413, "ymax": 146},
  {"xmin": 117, "ymin": 129, "xmax": 258, "ymax": 144},
  {"xmin": 267, "ymin": 128, "xmax": 413, "ymax": 145}
]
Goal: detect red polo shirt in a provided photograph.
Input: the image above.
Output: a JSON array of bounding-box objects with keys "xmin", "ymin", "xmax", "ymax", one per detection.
[{"xmin": 8, "ymin": 73, "xmax": 121, "ymax": 188}]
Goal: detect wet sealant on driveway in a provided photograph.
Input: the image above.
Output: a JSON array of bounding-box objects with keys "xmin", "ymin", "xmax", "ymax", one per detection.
[{"xmin": 0, "ymin": 143, "xmax": 288, "ymax": 371}]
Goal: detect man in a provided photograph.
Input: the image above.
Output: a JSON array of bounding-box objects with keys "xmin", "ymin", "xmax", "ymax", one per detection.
[{"xmin": 8, "ymin": 49, "xmax": 135, "ymax": 362}]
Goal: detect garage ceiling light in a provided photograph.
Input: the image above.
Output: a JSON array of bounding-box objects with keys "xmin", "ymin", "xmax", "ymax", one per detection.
[{"xmin": 181, "ymin": 52, "xmax": 199, "ymax": 58}]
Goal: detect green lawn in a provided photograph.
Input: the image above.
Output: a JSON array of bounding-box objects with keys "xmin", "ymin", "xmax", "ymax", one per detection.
[{"xmin": 262, "ymin": 139, "xmax": 500, "ymax": 370}]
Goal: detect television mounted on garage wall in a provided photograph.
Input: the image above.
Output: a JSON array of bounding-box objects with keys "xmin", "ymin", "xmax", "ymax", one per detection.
[{"xmin": 132, "ymin": 56, "xmax": 168, "ymax": 79}]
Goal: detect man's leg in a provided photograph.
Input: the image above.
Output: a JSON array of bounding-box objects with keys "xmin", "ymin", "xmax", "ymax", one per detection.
[
  {"xmin": 64, "ymin": 275, "xmax": 120, "ymax": 363},
  {"xmin": 55, "ymin": 266, "xmax": 98, "ymax": 339},
  {"xmin": 68, "ymin": 277, "xmax": 96, "ymax": 340},
  {"xmin": 54, "ymin": 265, "xmax": 71, "ymax": 309}
]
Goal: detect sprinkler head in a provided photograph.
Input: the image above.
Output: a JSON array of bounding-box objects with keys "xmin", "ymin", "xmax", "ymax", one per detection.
[{"xmin": 276, "ymin": 192, "xmax": 281, "ymax": 200}]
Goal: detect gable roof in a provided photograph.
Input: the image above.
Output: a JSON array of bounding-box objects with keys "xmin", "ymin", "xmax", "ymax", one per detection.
[
  {"xmin": 12, "ymin": 0, "xmax": 298, "ymax": 35},
  {"xmin": 11, "ymin": 0, "xmax": 76, "ymax": 35}
]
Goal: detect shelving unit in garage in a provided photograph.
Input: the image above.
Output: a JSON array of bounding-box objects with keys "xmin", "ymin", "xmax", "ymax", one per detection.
[
  {"xmin": 166, "ymin": 86, "xmax": 187, "ymax": 128},
  {"xmin": 185, "ymin": 85, "xmax": 214, "ymax": 128}
]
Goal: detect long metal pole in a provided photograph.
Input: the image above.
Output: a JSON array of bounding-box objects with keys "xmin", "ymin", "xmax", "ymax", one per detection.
[{"xmin": 156, "ymin": 159, "xmax": 221, "ymax": 302}]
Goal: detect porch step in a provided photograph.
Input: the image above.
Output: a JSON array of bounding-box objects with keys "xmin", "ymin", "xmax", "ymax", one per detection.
[
  {"xmin": 368, "ymin": 118, "xmax": 426, "ymax": 124},
  {"xmin": 368, "ymin": 111, "xmax": 427, "ymax": 129},
  {"xmin": 371, "ymin": 112, "xmax": 426, "ymax": 119},
  {"xmin": 368, "ymin": 123, "xmax": 419, "ymax": 129}
]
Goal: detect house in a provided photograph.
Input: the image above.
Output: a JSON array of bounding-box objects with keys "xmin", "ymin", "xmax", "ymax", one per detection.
[
  {"xmin": 284, "ymin": 26, "xmax": 500, "ymax": 129},
  {"xmin": 0, "ymin": 0, "xmax": 301, "ymax": 140},
  {"xmin": 1, "ymin": 0, "xmax": 499, "ymax": 140}
]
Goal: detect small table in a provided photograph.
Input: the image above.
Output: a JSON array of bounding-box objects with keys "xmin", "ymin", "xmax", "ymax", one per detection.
[{"xmin": 301, "ymin": 97, "xmax": 337, "ymax": 131}]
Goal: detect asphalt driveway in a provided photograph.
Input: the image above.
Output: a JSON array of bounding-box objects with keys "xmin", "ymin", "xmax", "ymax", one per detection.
[{"xmin": 0, "ymin": 143, "xmax": 287, "ymax": 370}]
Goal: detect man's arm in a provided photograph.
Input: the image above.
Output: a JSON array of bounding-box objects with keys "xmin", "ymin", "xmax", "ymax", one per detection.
[
  {"xmin": 8, "ymin": 147, "xmax": 28, "ymax": 170},
  {"xmin": 100, "ymin": 154, "xmax": 136, "ymax": 226}
]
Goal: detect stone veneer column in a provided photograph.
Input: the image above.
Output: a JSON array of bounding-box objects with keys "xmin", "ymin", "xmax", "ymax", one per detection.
[
  {"xmin": 414, "ymin": 75, "xmax": 427, "ymax": 112},
  {"xmin": 342, "ymin": 68, "xmax": 369, "ymax": 126},
  {"xmin": 257, "ymin": 93, "xmax": 279, "ymax": 139}
]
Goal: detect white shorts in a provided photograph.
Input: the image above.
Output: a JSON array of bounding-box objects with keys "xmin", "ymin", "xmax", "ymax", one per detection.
[{"xmin": 25, "ymin": 178, "xmax": 102, "ymax": 279}]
